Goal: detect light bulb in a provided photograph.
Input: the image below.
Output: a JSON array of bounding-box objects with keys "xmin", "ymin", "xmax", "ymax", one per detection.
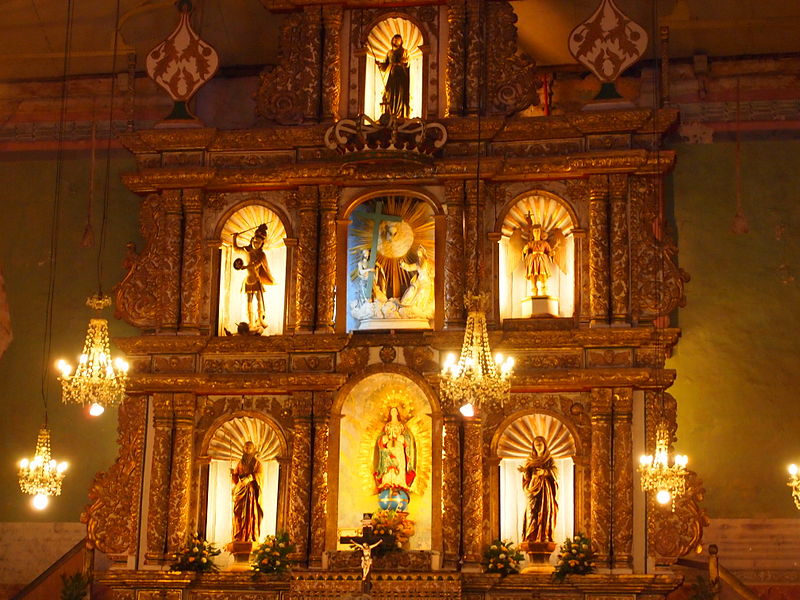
[
  {"xmin": 656, "ymin": 490, "xmax": 672, "ymax": 505},
  {"xmin": 639, "ymin": 454, "xmax": 652, "ymax": 466},
  {"xmin": 79, "ymin": 354, "xmax": 88, "ymax": 364},
  {"xmin": 789, "ymin": 464, "xmax": 798, "ymax": 477},
  {"xmin": 89, "ymin": 403, "xmax": 105, "ymax": 417},
  {"xmin": 32, "ymin": 494, "xmax": 49, "ymax": 510},
  {"xmin": 57, "ymin": 462, "xmax": 68, "ymax": 473},
  {"xmin": 495, "ymin": 353, "xmax": 504, "ymax": 365},
  {"xmin": 19, "ymin": 458, "xmax": 29, "ymax": 469},
  {"xmin": 459, "ymin": 403, "xmax": 475, "ymax": 418}
]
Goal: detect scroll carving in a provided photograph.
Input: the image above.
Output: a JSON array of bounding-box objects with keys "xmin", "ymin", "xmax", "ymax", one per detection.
[
  {"xmin": 588, "ymin": 176, "xmax": 610, "ymax": 324},
  {"xmin": 630, "ymin": 176, "xmax": 690, "ymax": 321},
  {"xmin": 444, "ymin": 181, "xmax": 466, "ymax": 327},
  {"xmin": 589, "ymin": 387, "xmax": 612, "ymax": 568},
  {"xmin": 485, "ymin": 1, "xmax": 538, "ymax": 115},
  {"xmin": 295, "ymin": 187, "xmax": 319, "ymax": 332},
  {"xmin": 82, "ymin": 396, "xmax": 146, "ymax": 561},
  {"xmin": 321, "ymin": 7, "xmax": 342, "ymax": 121},
  {"xmin": 256, "ymin": 8, "xmax": 322, "ymax": 125},
  {"xmin": 316, "ymin": 186, "xmax": 338, "ymax": 332},
  {"xmin": 609, "ymin": 174, "xmax": 630, "ymax": 324},
  {"xmin": 180, "ymin": 190, "xmax": 204, "ymax": 331},
  {"xmin": 446, "ymin": 0, "xmax": 466, "ymax": 116}
]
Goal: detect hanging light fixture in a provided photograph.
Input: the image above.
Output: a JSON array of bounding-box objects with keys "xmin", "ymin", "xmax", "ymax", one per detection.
[
  {"xmin": 18, "ymin": 427, "xmax": 68, "ymax": 510},
  {"xmin": 787, "ymin": 464, "xmax": 800, "ymax": 510},
  {"xmin": 638, "ymin": 418, "xmax": 688, "ymax": 510},
  {"xmin": 58, "ymin": 0, "xmax": 128, "ymax": 416},
  {"xmin": 440, "ymin": 296, "xmax": 514, "ymax": 415},
  {"xmin": 19, "ymin": 0, "xmax": 76, "ymax": 510}
]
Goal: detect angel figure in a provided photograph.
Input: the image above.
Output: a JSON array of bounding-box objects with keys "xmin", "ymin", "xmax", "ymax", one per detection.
[{"xmin": 510, "ymin": 214, "xmax": 567, "ymax": 298}]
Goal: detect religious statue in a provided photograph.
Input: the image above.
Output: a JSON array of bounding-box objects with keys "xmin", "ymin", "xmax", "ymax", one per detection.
[
  {"xmin": 376, "ymin": 34, "xmax": 410, "ymax": 119},
  {"xmin": 398, "ymin": 246, "xmax": 434, "ymax": 319},
  {"xmin": 233, "ymin": 223, "xmax": 274, "ymax": 332},
  {"xmin": 351, "ymin": 249, "xmax": 387, "ymax": 306},
  {"xmin": 512, "ymin": 214, "xmax": 566, "ymax": 298},
  {"xmin": 231, "ymin": 441, "xmax": 264, "ymax": 543},
  {"xmin": 373, "ymin": 407, "xmax": 416, "ymax": 494},
  {"xmin": 519, "ymin": 436, "xmax": 558, "ymax": 544},
  {"xmin": 353, "ymin": 539, "xmax": 383, "ymax": 580}
]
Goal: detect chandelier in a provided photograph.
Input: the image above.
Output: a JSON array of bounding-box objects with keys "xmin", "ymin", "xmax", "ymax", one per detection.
[
  {"xmin": 638, "ymin": 419, "xmax": 688, "ymax": 510},
  {"xmin": 57, "ymin": 294, "xmax": 129, "ymax": 416},
  {"xmin": 18, "ymin": 427, "xmax": 68, "ymax": 510},
  {"xmin": 788, "ymin": 464, "xmax": 800, "ymax": 510},
  {"xmin": 440, "ymin": 297, "xmax": 514, "ymax": 416}
]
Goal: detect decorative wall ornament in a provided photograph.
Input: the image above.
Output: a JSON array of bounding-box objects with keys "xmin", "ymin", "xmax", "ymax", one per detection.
[
  {"xmin": 145, "ymin": 0, "xmax": 219, "ymax": 121},
  {"xmin": 324, "ymin": 115, "xmax": 447, "ymax": 156},
  {"xmin": 568, "ymin": 0, "xmax": 648, "ymax": 90}
]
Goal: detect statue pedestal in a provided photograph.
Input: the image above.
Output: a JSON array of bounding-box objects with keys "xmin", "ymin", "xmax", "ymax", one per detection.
[
  {"xmin": 225, "ymin": 541, "xmax": 253, "ymax": 571},
  {"xmin": 357, "ymin": 317, "xmax": 431, "ymax": 330},
  {"xmin": 522, "ymin": 296, "xmax": 559, "ymax": 318},
  {"xmin": 519, "ymin": 541, "xmax": 556, "ymax": 573}
]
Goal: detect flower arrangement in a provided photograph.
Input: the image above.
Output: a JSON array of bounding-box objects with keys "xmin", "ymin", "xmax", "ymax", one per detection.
[
  {"xmin": 170, "ymin": 533, "xmax": 221, "ymax": 573},
  {"xmin": 369, "ymin": 509, "xmax": 415, "ymax": 554},
  {"xmin": 553, "ymin": 533, "xmax": 596, "ymax": 581},
  {"xmin": 251, "ymin": 532, "xmax": 295, "ymax": 574},
  {"xmin": 484, "ymin": 539, "xmax": 524, "ymax": 575}
]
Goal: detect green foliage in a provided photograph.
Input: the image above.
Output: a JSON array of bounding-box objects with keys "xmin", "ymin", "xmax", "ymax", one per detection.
[
  {"xmin": 483, "ymin": 539, "xmax": 524, "ymax": 575},
  {"xmin": 553, "ymin": 533, "xmax": 596, "ymax": 582},
  {"xmin": 170, "ymin": 533, "xmax": 221, "ymax": 573},
  {"xmin": 251, "ymin": 532, "xmax": 295, "ymax": 574},
  {"xmin": 60, "ymin": 571, "xmax": 90, "ymax": 600}
]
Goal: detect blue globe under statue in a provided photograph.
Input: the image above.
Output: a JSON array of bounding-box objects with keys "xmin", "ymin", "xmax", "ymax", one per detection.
[{"xmin": 378, "ymin": 488, "xmax": 409, "ymax": 511}]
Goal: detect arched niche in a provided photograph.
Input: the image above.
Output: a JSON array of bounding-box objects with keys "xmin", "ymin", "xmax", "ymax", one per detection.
[
  {"xmin": 498, "ymin": 192, "xmax": 577, "ymax": 320},
  {"xmin": 204, "ymin": 415, "xmax": 285, "ymax": 561},
  {"xmin": 363, "ymin": 17, "xmax": 425, "ymax": 120},
  {"xmin": 216, "ymin": 203, "xmax": 288, "ymax": 336},
  {"xmin": 343, "ymin": 192, "xmax": 440, "ymax": 332},
  {"xmin": 495, "ymin": 413, "xmax": 577, "ymax": 562},
  {"xmin": 333, "ymin": 371, "xmax": 437, "ymax": 551}
]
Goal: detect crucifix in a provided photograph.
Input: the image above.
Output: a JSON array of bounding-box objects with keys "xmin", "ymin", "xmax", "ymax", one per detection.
[{"xmin": 358, "ymin": 200, "xmax": 403, "ymax": 297}]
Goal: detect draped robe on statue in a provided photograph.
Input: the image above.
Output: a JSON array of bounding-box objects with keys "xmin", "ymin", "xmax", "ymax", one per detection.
[
  {"xmin": 231, "ymin": 450, "xmax": 264, "ymax": 542},
  {"xmin": 521, "ymin": 438, "xmax": 558, "ymax": 544}
]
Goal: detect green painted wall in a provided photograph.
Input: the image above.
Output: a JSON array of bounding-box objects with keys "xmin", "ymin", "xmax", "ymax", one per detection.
[
  {"xmin": 0, "ymin": 151, "xmax": 140, "ymax": 522},
  {"xmin": 668, "ymin": 139, "xmax": 800, "ymax": 518}
]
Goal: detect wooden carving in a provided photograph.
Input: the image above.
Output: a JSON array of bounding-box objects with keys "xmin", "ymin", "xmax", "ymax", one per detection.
[
  {"xmin": 180, "ymin": 190, "xmax": 204, "ymax": 331},
  {"xmin": 444, "ymin": 181, "xmax": 466, "ymax": 327},
  {"xmin": 445, "ymin": 0, "xmax": 466, "ymax": 116},
  {"xmin": 588, "ymin": 175, "xmax": 611, "ymax": 324},
  {"xmin": 590, "ymin": 387, "xmax": 612, "ymax": 568}
]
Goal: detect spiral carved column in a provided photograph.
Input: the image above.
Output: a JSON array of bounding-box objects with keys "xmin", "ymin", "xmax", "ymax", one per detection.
[
  {"xmin": 444, "ymin": 181, "xmax": 466, "ymax": 327},
  {"xmin": 441, "ymin": 413, "xmax": 462, "ymax": 568},
  {"xmin": 145, "ymin": 393, "xmax": 173, "ymax": 564},
  {"xmin": 609, "ymin": 174, "xmax": 630, "ymax": 324},
  {"xmin": 287, "ymin": 393, "xmax": 313, "ymax": 564},
  {"xmin": 166, "ymin": 393, "xmax": 195, "ymax": 554},
  {"xmin": 588, "ymin": 175, "xmax": 610, "ymax": 326},
  {"xmin": 590, "ymin": 387, "xmax": 613, "ymax": 568}
]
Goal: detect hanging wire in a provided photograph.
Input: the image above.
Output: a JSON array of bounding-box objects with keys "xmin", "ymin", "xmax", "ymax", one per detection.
[
  {"xmin": 96, "ymin": 0, "xmax": 123, "ymax": 297},
  {"xmin": 40, "ymin": 0, "xmax": 77, "ymax": 424}
]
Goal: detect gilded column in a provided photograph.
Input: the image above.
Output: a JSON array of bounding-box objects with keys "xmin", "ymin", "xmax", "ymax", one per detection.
[
  {"xmin": 609, "ymin": 174, "xmax": 630, "ymax": 324},
  {"xmin": 166, "ymin": 393, "xmax": 195, "ymax": 554},
  {"xmin": 444, "ymin": 180, "xmax": 466, "ymax": 327},
  {"xmin": 590, "ymin": 387, "xmax": 613, "ymax": 569},
  {"xmin": 464, "ymin": 0, "xmax": 483, "ymax": 114},
  {"xmin": 309, "ymin": 391, "xmax": 333, "ymax": 566},
  {"xmin": 612, "ymin": 388, "xmax": 634, "ymax": 569},
  {"xmin": 464, "ymin": 180, "xmax": 480, "ymax": 296},
  {"xmin": 316, "ymin": 186, "xmax": 338, "ymax": 332},
  {"xmin": 321, "ymin": 6, "xmax": 342, "ymax": 121},
  {"xmin": 462, "ymin": 416, "xmax": 483, "ymax": 569},
  {"xmin": 588, "ymin": 175, "xmax": 610, "ymax": 326},
  {"xmin": 296, "ymin": 186, "xmax": 319, "ymax": 332},
  {"xmin": 441, "ymin": 413, "xmax": 461, "ymax": 568},
  {"xmin": 446, "ymin": 0, "xmax": 466, "ymax": 115},
  {"xmin": 180, "ymin": 189, "xmax": 204, "ymax": 332},
  {"xmin": 303, "ymin": 6, "xmax": 323, "ymax": 121},
  {"xmin": 161, "ymin": 190, "xmax": 183, "ymax": 330},
  {"xmin": 145, "ymin": 393, "xmax": 173, "ymax": 564},
  {"xmin": 288, "ymin": 392, "xmax": 313, "ymax": 564}
]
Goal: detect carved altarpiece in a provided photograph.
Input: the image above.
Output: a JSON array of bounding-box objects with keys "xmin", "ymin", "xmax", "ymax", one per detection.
[{"xmin": 84, "ymin": 2, "xmax": 702, "ymax": 598}]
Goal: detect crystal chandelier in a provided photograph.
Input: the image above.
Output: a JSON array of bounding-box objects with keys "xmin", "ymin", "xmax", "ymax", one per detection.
[
  {"xmin": 57, "ymin": 294, "xmax": 129, "ymax": 415},
  {"xmin": 440, "ymin": 296, "xmax": 514, "ymax": 416},
  {"xmin": 18, "ymin": 427, "xmax": 68, "ymax": 510},
  {"xmin": 638, "ymin": 420, "xmax": 688, "ymax": 510},
  {"xmin": 787, "ymin": 464, "xmax": 800, "ymax": 510}
]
